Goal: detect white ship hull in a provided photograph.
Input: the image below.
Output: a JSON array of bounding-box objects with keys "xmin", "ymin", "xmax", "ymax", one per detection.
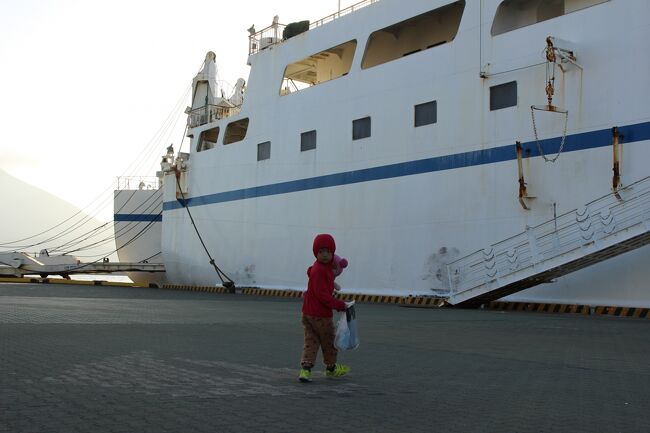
[
  {"xmin": 160, "ymin": 137, "xmax": 650, "ymax": 306},
  {"xmin": 113, "ymin": 189, "xmax": 166, "ymax": 285},
  {"xmin": 119, "ymin": 0, "xmax": 650, "ymax": 306}
]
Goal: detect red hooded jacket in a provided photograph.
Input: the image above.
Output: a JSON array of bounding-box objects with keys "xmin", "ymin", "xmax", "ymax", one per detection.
[{"xmin": 302, "ymin": 234, "xmax": 347, "ymax": 317}]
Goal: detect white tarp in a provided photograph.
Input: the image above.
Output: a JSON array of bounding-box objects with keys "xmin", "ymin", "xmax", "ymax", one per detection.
[{"xmin": 191, "ymin": 51, "xmax": 218, "ymax": 109}]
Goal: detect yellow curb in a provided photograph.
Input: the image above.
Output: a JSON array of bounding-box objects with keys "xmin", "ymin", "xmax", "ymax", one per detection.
[
  {"xmin": 100, "ymin": 281, "xmax": 139, "ymax": 287},
  {"xmin": 486, "ymin": 302, "xmax": 648, "ymax": 318},
  {"xmin": 0, "ymin": 277, "xmax": 39, "ymax": 284},
  {"xmin": 49, "ymin": 279, "xmax": 94, "ymax": 286}
]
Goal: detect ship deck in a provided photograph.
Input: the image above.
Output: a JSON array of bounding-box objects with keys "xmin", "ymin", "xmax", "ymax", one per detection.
[{"xmin": 1, "ymin": 282, "xmax": 649, "ymax": 432}]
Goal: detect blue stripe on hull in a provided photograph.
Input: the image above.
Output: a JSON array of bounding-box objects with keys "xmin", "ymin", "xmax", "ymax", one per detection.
[
  {"xmin": 114, "ymin": 214, "xmax": 162, "ymax": 222},
  {"xmin": 154, "ymin": 121, "xmax": 650, "ymax": 212}
]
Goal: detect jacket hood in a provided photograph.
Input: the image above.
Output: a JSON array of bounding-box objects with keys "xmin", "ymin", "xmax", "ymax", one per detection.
[{"xmin": 312, "ymin": 233, "xmax": 336, "ymax": 257}]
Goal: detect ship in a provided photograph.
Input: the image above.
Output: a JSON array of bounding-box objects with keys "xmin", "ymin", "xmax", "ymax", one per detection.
[{"xmin": 114, "ymin": 0, "xmax": 650, "ymax": 307}]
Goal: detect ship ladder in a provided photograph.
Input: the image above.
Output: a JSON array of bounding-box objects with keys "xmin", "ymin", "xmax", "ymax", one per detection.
[{"xmin": 446, "ymin": 175, "xmax": 650, "ymax": 306}]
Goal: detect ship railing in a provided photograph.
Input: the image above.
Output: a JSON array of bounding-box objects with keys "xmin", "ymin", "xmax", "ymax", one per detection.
[
  {"xmin": 116, "ymin": 176, "xmax": 160, "ymax": 191},
  {"xmin": 188, "ymin": 104, "xmax": 241, "ymax": 128},
  {"xmin": 310, "ymin": 0, "xmax": 379, "ymax": 28},
  {"xmin": 248, "ymin": 0, "xmax": 380, "ymax": 55},
  {"xmin": 446, "ymin": 176, "xmax": 650, "ymax": 300},
  {"xmin": 249, "ymin": 24, "xmax": 286, "ymax": 55}
]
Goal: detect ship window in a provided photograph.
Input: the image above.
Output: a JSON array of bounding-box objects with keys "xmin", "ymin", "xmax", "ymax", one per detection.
[
  {"xmin": 490, "ymin": 81, "xmax": 517, "ymax": 110},
  {"xmin": 281, "ymin": 40, "xmax": 357, "ymax": 95},
  {"xmin": 491, "ymin": 0, "xmax": 609, "ymax": 36},
  {"xmin": 414, "ymin": 101, "xmax": 437, "ymax": 127},
  {"xmin": 361, "ymin": 1, "xmax": 465, "ymax": 70},
  {"xmin": 223, "ymin": 118, "xmax": 249, "ymax": 144},
  {"xmin": 352, "ymin": 117, "xmax": 371, "ymax": 140},
  {"xmin": 301, "ymin": 130, "xmax": 317, "ymax": 151},
  {"xmin": 197, "ymin": 126, "xmax": 220, "ymax": 152},
  {"xmin": 257, "ymin": 141, "xmax": 271, "ymax": 161}
]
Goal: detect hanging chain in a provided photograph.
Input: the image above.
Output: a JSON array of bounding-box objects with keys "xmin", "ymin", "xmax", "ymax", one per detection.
[{"xmin": 531, "ymin": 106, "xmax": 569, "ymax": 163}]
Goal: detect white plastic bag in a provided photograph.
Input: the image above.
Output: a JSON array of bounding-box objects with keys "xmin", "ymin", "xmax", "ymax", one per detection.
[{"xmin": 334, "ymin": 304, "xmax": 359, "ymax": 351}]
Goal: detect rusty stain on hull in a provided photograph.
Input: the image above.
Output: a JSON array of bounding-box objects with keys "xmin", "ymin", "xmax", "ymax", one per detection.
[
  {"xmin": 612, "ymin": 126, "xmax": 621, "ymax": 191},
  {"xmin": 516, "ymin": 141, "xmax": 529, "ymax": 210}
]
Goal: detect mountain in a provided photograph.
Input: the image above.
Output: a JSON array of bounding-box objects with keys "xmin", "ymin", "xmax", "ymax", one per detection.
[{"xmin": 0, "ymin": 168, "xmax": 111, "ymax": 259}]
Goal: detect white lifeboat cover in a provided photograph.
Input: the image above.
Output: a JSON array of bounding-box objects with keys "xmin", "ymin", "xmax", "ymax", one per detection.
[{"xmin": 191, "ymin": 51, "xmax": 218, "ymax": 108}]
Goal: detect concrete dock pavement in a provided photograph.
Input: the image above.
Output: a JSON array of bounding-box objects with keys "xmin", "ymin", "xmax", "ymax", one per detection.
[{"xmin": 1, "ymin": 282, "xmax": 649, "ymax": 433}]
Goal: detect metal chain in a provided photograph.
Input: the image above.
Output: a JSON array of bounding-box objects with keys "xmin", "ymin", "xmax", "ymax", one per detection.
[
  {"xmin": 530, "ymin": 39, "xmax": 569, "ymax": 163},
  {"xmin": 531, "ymin": 106, "xmax": 569, "ymax": 163}
]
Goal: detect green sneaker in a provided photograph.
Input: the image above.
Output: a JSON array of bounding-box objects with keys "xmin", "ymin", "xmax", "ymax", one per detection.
[
  {"xmin": 298, "ymin": 368, "xmax": 312, "ymax": 382},
  {"xmin": 325, "ymin": 364, "xmax": 350, "ymax": 378}
]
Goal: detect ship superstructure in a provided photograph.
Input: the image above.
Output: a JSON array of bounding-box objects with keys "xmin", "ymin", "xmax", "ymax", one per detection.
[{"xmin": 115, "ymin": 0, "xmax": 650, "ymax": 307}]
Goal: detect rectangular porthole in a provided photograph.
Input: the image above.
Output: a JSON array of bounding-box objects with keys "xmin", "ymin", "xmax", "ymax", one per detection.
[
  {"xmin": 414, "ymin": 101, "xmax": 437, "ymax": 127},
  {"xmin": 490, "ymin": 81, "xmax": 517, "ymax": 111},
  {"xmin": 353, "ymin": 117, "xmax": 371, "ymax": 140},
  {"xmin": 257, "ymin": 141, "xmax": 270, "ymax": 161},
  {"xmin": 301, "ymin": 130, "xmax": 317, "ymax": 151}
]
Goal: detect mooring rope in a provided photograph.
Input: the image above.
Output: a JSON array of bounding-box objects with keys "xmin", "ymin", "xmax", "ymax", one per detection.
[{"xmin": 173, "ymin": 124, "xmax": 235, "ymax": 289}]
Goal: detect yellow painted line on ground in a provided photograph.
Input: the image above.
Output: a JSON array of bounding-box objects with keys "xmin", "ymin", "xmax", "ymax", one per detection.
[
  {"xmin": 236, "ymin": 287, "xmax": 447, "ymax": 307},
  {"xmin": 2, "ymin": 276, "xmax": 647, "ymax": 317},
  {"xmin": 486, "ymin": 302, "xmax": 648, "ymax": 319},
  {"xmin": 49, "ymin": 279, "xmax": 94, "ymax": 286},
  {"xmin": 0, "ymin": 277, "xmax": 36, "ymax": 283},
  {"xmin": 100, "ymin": 281, "xmax": 139, "ymax": 287},
  {"xmin": 590, "ymin": 306, "xmax": 650, "ymax": 318}
]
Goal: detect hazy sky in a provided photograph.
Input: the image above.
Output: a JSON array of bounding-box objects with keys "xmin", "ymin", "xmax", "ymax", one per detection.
[{"xmin": 0, "ymin": 0, "xmax": 354, "ymax": 221}]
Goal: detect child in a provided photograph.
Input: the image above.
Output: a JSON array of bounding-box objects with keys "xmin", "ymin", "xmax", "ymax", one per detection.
[{"xmin": 299, "ymin": 233, "xmax": 351, "ymax": 382}]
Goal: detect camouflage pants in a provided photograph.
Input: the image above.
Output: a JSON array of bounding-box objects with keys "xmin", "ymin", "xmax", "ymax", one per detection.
[{"xmin": 300, "ymin": 314, "xmax": 338, "ymax": 368}]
